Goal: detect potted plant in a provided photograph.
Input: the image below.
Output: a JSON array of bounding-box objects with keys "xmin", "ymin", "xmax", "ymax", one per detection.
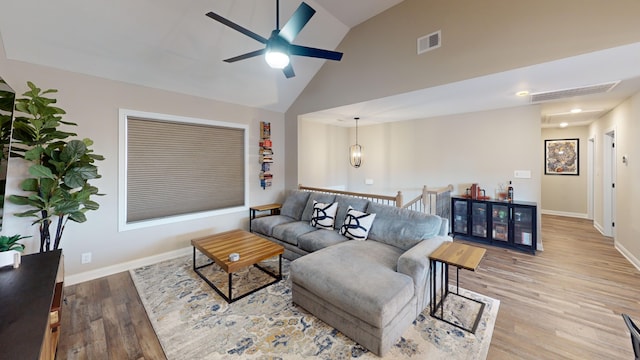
[
  {"xmin": 0, "ymin": 234, "xmax": 28, "ymax": 267},
  {"xmin": 8, "ymin": 82, "xmax": 104, "ymax": 252}
]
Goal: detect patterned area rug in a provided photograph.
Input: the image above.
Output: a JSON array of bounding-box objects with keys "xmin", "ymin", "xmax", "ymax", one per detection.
[{"xmin": 130, "ymin": 254, "xmax": 499, "ymax": 360}]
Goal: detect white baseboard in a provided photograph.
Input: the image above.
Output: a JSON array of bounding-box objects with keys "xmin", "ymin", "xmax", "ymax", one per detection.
[
  {"xmin": 540, "ymin": 209, "xmax": 589, "ymax": 219},
  {"xmin": 593, "ymin": 221, "xmax": 607, "ymax": 236},
  {"xmin": 615, "ymin": 241, "xmax": 640, "ymax": 272},
  {"xmin": 65, "ymin": 247, "xmax": 192, "ymax": 286}
]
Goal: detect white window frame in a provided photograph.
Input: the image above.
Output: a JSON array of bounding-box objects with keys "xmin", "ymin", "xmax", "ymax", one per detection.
[{"xmin": 118, "ymin": 108, "xmax": 249, "ymax": 231}]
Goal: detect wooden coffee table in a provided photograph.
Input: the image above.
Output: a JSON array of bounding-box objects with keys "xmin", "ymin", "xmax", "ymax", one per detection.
[
  {"xmin": 191, "ymin": 229, "xmax": 284, "ymax": 303},
  {"xmin": 429, "ymin": 241, "xmax": 486, "ymax": 333}
]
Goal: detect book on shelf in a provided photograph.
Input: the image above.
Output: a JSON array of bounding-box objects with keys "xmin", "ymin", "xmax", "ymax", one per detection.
[
  {"xmin": 259, "ymin": 156, "xmax": 273, "ymax": 163},
  {"xmin": 260, "ymin": 179, "xmax": 272, "ymax": 188},
  {"xmin": 260, "ymin": 121, "xmax": 271, "ymax": 139},
  {"xmin": 259, "ymin": 139, "xmax": 272, "ymax": 148}
]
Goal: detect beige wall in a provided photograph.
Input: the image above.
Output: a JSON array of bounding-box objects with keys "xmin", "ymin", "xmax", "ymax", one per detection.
[
  {"xmin": 285, "ymin": 0, "xmax": 640, "ymax": 191},
  {"xmin": 616, "ymin": 94, "xmax": 640, "ymax": 266},
  {"xmin": 541, "ymin": 126, "xmax": 589, "ymax": 217},
  {"xmin": 298, "ymin": 119, "xmax": 349, "ymax": 188},
  {"xmin": 0, "ymin": 55, "xmax": 285, "ymax": 279},
  {"xmin": 300, "ymin": 106, "xmax": 541, "ymax": 202},
  {"xmin": 590, "ymin": 93, "xmax": 640, "ymax": 267}
]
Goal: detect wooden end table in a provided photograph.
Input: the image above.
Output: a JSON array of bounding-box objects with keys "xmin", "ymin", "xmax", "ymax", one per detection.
[
  {"xmin": 249, "ymin": 203, "xmax": 281, "ymax": 232},
  {"xmin": 191, "ymin": 229, "xmax": 284, "ymax": 303},
  {"xmin": 429, "ymin": 241, "xmax": 487, "ymax": 333}
]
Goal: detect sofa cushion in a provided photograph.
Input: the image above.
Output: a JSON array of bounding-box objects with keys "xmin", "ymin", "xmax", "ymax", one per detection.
[
  {"xmin": 334, "ymin": 195, "xmax": 369, "ymax": 230},
  {"xmin": 297, "ymin": 229, "xmax": 348, "ymax": 253},
  {"xmin": 310, "ymin": 201, "xmax": 338, "ymax": 229},
  {"xmin": 272, "ymin": 221, "xmax": 316, "ymax": 246},
  {"xmin": 366, "ymin": 203, "xmax": 443, "ymax": 251},
  {"xmin": 301, "ymin": 193, "xmax": 337, "ymax": 221},
  {"xmin": 280, "ymin": 191, "xmax": 311, "ymax": 220},
  {"xmin": 339, "ymin": 206, "xmax": 376, "ymax": 241},
  {"xmin": 291, "ymin": 241, "xmax": 413, "ymax": 328},
  {"xmin": 251, "ymin": 215, "xmax": 296, "ymax": 236}
]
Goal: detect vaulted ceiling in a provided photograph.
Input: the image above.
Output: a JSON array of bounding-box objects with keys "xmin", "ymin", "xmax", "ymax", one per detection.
[
  {"xmin": 1, "ymin": 0, "xmax": 639, "ymax": 128},
  {"xmin": 0, "ymin": 0, "xmax": 401, "ymax": 113}
]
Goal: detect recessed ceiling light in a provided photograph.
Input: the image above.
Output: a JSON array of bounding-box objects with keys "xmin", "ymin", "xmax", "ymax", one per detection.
[
  {"xmin": 559, "ymin": 122, "xmax": 569, "ymax": 128},
  {"xmin": 570, "ymin": 108, "xmax": 583, "ymax": 113},
  {"xmin": 515, "ymin": 90, "xmax": 530, "ymax": 97}
]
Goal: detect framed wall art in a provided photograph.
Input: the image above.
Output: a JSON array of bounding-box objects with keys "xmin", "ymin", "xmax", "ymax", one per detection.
[{"xmin": 545, "ymin": 138, "xmax": 579, "ymax": 175}]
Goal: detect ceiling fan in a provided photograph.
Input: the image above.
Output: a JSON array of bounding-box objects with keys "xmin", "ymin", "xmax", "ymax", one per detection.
[{"xmin": 206, "ymin": 0, "xmax": 343, "ymax": 78}]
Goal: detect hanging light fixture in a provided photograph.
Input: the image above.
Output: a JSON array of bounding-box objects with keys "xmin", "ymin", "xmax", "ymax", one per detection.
[{"xmin": 349, "ymin": 117, "xmax": 363, "ymax": 168}]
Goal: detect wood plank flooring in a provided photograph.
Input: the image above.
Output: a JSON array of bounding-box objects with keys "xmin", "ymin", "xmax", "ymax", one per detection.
[{"xmin": 56, "ymin": 215, "xmax": 640, "ymax": 359}]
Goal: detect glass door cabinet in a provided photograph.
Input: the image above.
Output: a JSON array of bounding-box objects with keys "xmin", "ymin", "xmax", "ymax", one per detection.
[{"xmin": 450, "ymin": 196, "xmax": 537, "ymax": 254}]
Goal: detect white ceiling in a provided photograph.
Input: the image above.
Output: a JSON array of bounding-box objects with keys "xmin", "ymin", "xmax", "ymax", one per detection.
[
  {"xmin": 1, "ymin": 0, "xmax": 639, "ymax": 128},
  {"xmin": 0, "ymin": 0, "xmax": 402, "ymax": 113},
  {"xmin": 302, "ymin": 42, "xmax": 640, "ymax": 128}
]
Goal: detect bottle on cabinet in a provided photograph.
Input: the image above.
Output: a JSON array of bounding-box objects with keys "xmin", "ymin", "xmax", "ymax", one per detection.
[{"xmin": 507, "ymin": 181, "xmax": 514, "ymax": 202}]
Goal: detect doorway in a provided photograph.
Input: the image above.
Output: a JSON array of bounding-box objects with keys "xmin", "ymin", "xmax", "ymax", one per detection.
[
  {"xmin": 603, "ymin": 130, "xmax": 616, "ymax": 237},
  {"xmin": 587, "ymin": 137, "xmax": 594, "ymax": 220}
]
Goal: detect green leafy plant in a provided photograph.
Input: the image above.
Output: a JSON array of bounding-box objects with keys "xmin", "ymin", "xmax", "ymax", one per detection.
[
  {"xmin": 0, "ymin": 234, "xmax": 29, "ymax": 252},
  {"xmin": 0, "ymin": 80, "xmax": 15, "ymax": 162},
  {"xmin": 8, "ymin": 81, "xmax": 104, "ymax": 252}
]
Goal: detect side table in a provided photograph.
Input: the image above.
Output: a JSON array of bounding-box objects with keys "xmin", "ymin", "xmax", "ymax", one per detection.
[
  {"xmin": 429, "ymin": 241, "xmax": 486, "ymax": 333},
  {"xmin": 249, "ymin": 203, "xmax": 281, "ymax": 231}
]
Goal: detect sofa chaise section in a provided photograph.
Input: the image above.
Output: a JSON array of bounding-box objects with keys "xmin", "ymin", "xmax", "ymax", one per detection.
[{"xmin": 290, "ymin": 201, "xmax": 451, "ymax": 356}]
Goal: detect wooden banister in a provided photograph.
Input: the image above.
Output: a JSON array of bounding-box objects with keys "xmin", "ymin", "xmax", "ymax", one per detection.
[
  {"xmin": 297, "ymin": 184, "xmax": 453, "ymax": 216},
  {"xmin": 298, "ymin": 185, "xmax": 403, "ymax": 207}
]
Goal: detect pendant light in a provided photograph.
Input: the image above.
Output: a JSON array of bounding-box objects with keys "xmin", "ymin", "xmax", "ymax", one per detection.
[{"xmin": 349, "ymin": 117, "xmax": 363, "ymax": 168}]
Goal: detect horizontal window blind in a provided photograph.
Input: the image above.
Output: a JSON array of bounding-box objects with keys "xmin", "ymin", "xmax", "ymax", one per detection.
[{"xmin": 126, "ymin": 117, "xmax": 245, "ymax": 223}]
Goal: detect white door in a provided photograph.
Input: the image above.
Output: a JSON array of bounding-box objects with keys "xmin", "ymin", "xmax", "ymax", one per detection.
[
  {"xmin": 603, "ymin": 130, "xmax": 616, "ymax": 237},
  {"xmin": 587, "ymin": 138, "xmax": 594, "ymax": 220}
]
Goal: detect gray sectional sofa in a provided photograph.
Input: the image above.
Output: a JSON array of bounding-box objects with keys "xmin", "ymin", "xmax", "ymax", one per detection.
[{"xmin": 250, "ymin": 190, "xmax": 452, "ymax": 356}]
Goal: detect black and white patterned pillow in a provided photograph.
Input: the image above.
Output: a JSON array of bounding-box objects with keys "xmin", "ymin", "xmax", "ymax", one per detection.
[
  {"xmin": 340, "ymin": 206, "xmax": 376, "ymax": 240},
  {"xmin": 310, "ymin": 201, "xmax": 338, "ymax": 229}
]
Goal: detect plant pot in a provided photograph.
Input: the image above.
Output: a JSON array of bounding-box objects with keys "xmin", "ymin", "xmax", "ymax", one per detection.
[{"xmin": 0, "ymin": 250, "xmax": 20, "ymax": 268}]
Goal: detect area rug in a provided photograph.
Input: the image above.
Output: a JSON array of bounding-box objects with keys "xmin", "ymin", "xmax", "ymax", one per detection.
[{"xmin": 130, "ymin": 254, "xmax": 499, "ymax": 360}]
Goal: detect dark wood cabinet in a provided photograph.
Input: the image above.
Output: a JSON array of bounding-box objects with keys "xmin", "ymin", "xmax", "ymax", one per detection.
[
  {"xmin": 451, "ymin": 196, "xmax": 537, "ymax": 254},
  {"xmin": 0, "ymin": 250, "xmax": 63, "ymax": 359}
]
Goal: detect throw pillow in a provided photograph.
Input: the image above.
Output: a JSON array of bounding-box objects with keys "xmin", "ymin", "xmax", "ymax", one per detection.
[
  {"xmin": 310, "ymin": 201, "xmax": 338, "ymax": 229},
  {"xmin": 340, "ymin": 206, "xmax": 376, "ymax": 240}
]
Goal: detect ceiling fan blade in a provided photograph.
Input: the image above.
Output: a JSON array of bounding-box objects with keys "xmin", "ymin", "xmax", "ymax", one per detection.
[
  {"xmin": 279, "ymin": 2, "xmax": 315, "ymax": 43},
  {"xmin": 206, "ymin": 11, "xmax": 268, "ymax": 44},
  {"xmin": 290, "ymin": 45, "xmax": 343, "ymax": 61},
  {"xmin": 223, "ymin": 49, "xmax": 266, "ymax": 63},
  {"xmin": 283, "ymin": 64, "xmax": 295, "ymax": 78}
]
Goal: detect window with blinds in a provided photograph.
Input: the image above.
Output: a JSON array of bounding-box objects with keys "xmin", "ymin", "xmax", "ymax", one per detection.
[{"xmin": 119, "ymin": 110, "xmax": 247, "ymax": 230}]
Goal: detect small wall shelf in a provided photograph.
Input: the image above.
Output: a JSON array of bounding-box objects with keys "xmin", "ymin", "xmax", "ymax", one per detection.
[{"xmin": 259, "ymin": 121, "xmax": 273, "ymax": 189}]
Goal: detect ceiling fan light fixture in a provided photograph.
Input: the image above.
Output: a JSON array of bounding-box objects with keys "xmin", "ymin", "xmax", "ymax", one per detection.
[
  {"xmin": 265, "ymin": 32, "xmax": 290, "ymax": 69},
  {"xmin": 265, "ymin": 50, "xmax": 290, "ymax": 69},
  {"xmin": 206, "ymin": 1, "xmax": 343, "ymax": 78}
]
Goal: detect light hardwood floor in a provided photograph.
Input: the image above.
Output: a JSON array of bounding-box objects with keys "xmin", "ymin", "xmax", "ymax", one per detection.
[{"xmin": 57, "ymin": 215, "xmax": 640, "ymax": 359}]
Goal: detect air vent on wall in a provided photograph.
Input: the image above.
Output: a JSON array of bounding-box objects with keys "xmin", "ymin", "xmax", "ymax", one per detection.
[
  {"xmin": 530, "ymin": 81, "xmax": 620, "ymax": 103},
  {"xmin": 417, "ymin": 30, "xmax": 441, "ymax": 54}
]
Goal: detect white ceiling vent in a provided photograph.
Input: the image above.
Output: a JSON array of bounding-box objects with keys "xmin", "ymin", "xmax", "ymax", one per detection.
[
  {"xmin": 417, "ymin": 30, "xmax": 441, "ymax": 54},
  {"xmin": 530, "ymin": 81, "xmax": 620, "ymax": 103}
]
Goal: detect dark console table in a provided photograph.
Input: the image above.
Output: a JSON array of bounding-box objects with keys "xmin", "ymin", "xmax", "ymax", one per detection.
[
  {"xmin": 0, "ymin": 250, "xmax": 63, "ymax": 360},
  {"xmin": 451, "ymin": 196, "xmax": 537, "ymax": 254}
]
